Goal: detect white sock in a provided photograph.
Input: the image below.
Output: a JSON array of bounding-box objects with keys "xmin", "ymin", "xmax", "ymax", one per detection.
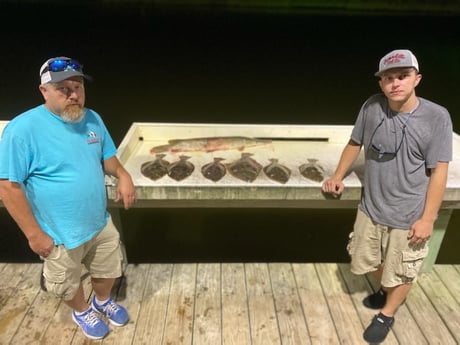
[
  {"xmin": 75, "ymin": 306, "xmax": 91, "ymax": 316},
  {"xmin": 95, "ymin": 297, "xmax": 110, "ymax": 306}
]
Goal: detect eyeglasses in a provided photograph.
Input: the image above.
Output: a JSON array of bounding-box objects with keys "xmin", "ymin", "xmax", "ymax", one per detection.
[
  {"xmin": 370, "ymin": 125, "xmax": 406, "ymax": 159},
  {"xmin": 369, "ymin": 112, "xmax": 414, "ymax": 160},
  {"xmin": 41, "ymin": 59, "xmax": 82, "ymax": 75}
]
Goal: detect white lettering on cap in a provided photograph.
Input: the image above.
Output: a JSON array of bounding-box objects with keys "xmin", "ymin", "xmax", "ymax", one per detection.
[{"xmin": 41, "ymin": 71, "xmax": 52, "ymax": 84}]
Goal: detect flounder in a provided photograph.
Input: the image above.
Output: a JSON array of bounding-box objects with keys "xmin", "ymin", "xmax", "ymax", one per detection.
[
  {"xmin": 140, "ymin": 154, "xmax": 170, "ymax": 181},
  {"xmin": 263, "ymin": 158, "xmax": 291, "ymax": 184},
  {"xmin": 299, "ymin": 158, "xmax": 324, "ymax": 182},
  {"xmin": 226, "ymin": 152, "xmax": 262, "ymax": 183},
  {"xmin": 201, "ymin": 157, "xmax": 226, "ymax": 182},
  {"xmin": 167, "ymin": 155, "xmax": 195, "ymax": 181}
]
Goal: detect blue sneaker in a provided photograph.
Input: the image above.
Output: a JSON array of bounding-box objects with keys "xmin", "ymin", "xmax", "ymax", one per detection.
[
  {"xmin": 92, "ymin": 296, "xmax": 129, "ymax": 326},
  {"xmin": 72, "ymin": 307, "xmax": 109, "ymax": 339}
]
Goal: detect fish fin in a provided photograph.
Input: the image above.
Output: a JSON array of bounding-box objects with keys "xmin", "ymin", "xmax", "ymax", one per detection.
[
  {"xmin": 168, "ymin": 137, "xmax": 207, "ymax": 144},
  {"xmin": 150, "ymin": 144, "xmax": 170, "ymax": 154},
  {"xmin": 167, "ymin": 139, "xmax": 182, "ymax": 144}
]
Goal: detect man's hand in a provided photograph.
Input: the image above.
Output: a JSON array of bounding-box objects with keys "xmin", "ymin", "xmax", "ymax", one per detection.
[
  {"xmin": 114, "ymin": 175, "xmax": 137, "ymax": 210},
  {"xmin": 29, "ymin": 231, "xmax": 54, "ymax": 258},
  {"xmin": 407, "ymin": 218, "xmax": 433, "ymax": 244},
  {"xmin": 322, "ymin": 178, "xmax": 345, "ymax": 196}
]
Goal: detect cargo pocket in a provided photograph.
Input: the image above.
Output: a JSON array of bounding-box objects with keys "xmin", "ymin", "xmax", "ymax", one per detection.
[
  {"xmin": 398, "ymin": 246, "xmax": 429, "ymax": 282},
  {"xmin": 43, "ymin": 246, "xmax": 69, "ymax": 298},
  {"xmin": 346, "ymin": 232, "xmax": 355, "ymax": 257},
  {"xmin": 43, "ymin": 269, "xmax": 67, "ymax": 298}
]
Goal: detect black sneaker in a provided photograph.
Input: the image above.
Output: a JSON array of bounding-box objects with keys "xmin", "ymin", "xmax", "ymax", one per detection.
[
  {"xmin": 363, "ymin": 312, "xmax": 394, "ymax": 343},
  {"xmin": 363, "ymin": 288, "xmax": 386, "ymax": 309}
]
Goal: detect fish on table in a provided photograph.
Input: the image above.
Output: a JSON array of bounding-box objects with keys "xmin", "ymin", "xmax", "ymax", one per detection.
[
  {"xmin": 140, "ymin": 154, "xmax": 170, "ymax": 181},
  {"xmin": 263, "ymin": 158, "xmax": 291, "ymax": 184},
  {"xmin": 299, "ymin": 158, "xmax": 325, "ymax": 183},
  {"xmin": 167, "ymin": 155, "xmax": 195, "ymax": 181},
  {"xmin": 150, "ymin": 136, "xmax": 271, "ymax": 154},
  {"xmin": 226, "ymin": 152, "xmax": 262, "ymax": 183},
  {"xmin": 201, "ymin": 157, "xmax": 227, "ymax": 182}
]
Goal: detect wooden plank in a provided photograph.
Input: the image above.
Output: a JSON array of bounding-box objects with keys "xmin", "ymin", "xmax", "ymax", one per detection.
[
  {"xmin": 193, "ymin": 263, "xmax": 222, "ymax": 345},
  {"xmin": 0, "ymin": 264, "xmax": 37, "ymax": 343},
  {"xmin": 244, "ymin": 263, "xmax": 280, "ymax": 345},
  {"xmin": 221, "ymin": 263, "xmax": 251, "ymax": 345},
  {"xmin": 132, "ymin": 264, "xmax": 173, "ymax": 345},
  {"xmin": 162, "ymin": 263, "xmax": 197, "ymax": 345},
  {"xmin": 434, "ymin": 265, "xmax": 460, "ymax": 305},
  {"xmin": 292, "ymin": 263, "xmax": 339, "ymax": 345},
  {"xmin": 338, "ymin": 264, "xmax": 401, "ymax": 345},
  {"xmin": 268, "ymin": 263, "xmax": 311, "ymax": 345},
  {"xmin": 406, "ymin": 277, "xmax": 457, "ymax": 344},
  {"xmin": 416, "ymin": 267, "xmax": 460, "ymax": 343},
  {"xmin": 2, "ymin": 263, "xmax": 460, "ymax": 345},
  {"xmin": 315, "ymin": 263, "xmax": 366, "ymax": 345},
  {"xmin": 0, "ymin": 263, "xmax": 31, "ymax": 308},
  {"xmin": 2, "ymin": 264, "xmax": 56, "ymax": 345},
  {"xmin": 102, "ymin": 264, "xmax": 151, "ymax": 345},
  {"xmin": 387, "ymin": 297, "xmax": 428, "ymax": 345}
]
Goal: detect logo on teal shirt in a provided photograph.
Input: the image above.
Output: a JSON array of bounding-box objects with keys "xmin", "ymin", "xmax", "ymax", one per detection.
[{"xmin": 87, "ymin": 131, "xmax": 100, "ymax": 144}]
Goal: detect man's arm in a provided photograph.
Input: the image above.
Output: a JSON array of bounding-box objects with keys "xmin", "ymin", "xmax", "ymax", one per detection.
[
  {"xmin": 103, "ymin": 156, "xmax": 136, "ymax": 209},
  {"xmin": 408, "ymin": 161, "xmax": 449, "ymax": 244},
  {"xmin": 322, "ymin": 139, "xmax": 362, "ymax": 195},
  {"xmin": 0, "ymin": 179, "xmax": 54, "ymax": 256}
]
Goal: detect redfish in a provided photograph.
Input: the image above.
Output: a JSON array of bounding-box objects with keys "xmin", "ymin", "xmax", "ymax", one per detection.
[{"xmin": 150, "ymin": 136, "xmax": 271, "ymax": 154}]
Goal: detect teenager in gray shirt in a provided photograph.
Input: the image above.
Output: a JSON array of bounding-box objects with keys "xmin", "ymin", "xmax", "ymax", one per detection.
[{"xmin": 322, "ymin": 49, "xmax": 452, "ymax": 343}]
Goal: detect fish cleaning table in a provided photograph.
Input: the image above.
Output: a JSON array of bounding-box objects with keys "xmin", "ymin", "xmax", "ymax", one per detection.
[
  {"xmin": 0, "ymin": 121, "xmax": 7, "ymax": 137},
  {"xmin": 106, "ymin": 122, "xmax": 460, "ymax": 272},
  {"xmin": 1, "ymin": 120, "xmax": 459, "ymax": 271},
  {"xmin": 108, "ymin": 122, "xmax": 366, "ymax": 208}
]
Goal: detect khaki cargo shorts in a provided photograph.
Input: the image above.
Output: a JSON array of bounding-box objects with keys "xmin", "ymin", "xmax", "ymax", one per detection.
[
  {"xmin": 347, "ymin": 208, "xmax": 429, "ymax": 287},
  {"xmin": 43, "ymin": 216, "xmax": 123, "ymax": 300}
]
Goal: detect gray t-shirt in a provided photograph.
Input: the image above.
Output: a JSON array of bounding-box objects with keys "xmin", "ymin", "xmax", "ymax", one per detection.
[{"xmin": 351, "ymin": 93, "xmax": 453, "ymax": 229}]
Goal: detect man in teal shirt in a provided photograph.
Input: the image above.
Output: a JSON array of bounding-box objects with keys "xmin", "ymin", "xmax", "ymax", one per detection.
[{"xmin": 0, "ymin": 56, "xmax": 137, "ymax": 340}]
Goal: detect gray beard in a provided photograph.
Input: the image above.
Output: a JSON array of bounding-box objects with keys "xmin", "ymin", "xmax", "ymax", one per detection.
[{"xmin": 61, "ymin": 107, "xmax": 85, "ymax": 123}]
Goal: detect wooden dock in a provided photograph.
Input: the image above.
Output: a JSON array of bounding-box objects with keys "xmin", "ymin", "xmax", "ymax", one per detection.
[{"xmin": 0, "ymin": 263, "xmax": 459, "ymax": 345}]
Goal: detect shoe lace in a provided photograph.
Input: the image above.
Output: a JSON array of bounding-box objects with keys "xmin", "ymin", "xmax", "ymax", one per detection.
[
  {"xmin": 102, "ymin": 299, "xmax": 120, "ymax": 317},
  {"xmin": 84, "ymin": 310, "xmax": 101, "ymax": 327}
]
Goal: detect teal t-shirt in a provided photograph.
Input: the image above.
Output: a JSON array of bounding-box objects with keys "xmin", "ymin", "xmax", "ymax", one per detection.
[{"xmin": 0, "ymin": 105, "xmax": 117, "ymax": 249}]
